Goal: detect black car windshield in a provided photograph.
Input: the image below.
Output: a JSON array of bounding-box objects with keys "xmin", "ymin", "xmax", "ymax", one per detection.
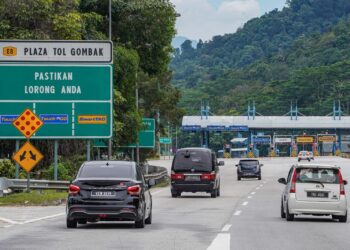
[
  {"xmin": 296, "ymin": 168, "xmax": 339, "ymax": 184},
  {"xmin": 173, "ymin": 150, "xmax": 212, "ymax": 171},
  {"xmin": 79, "ymin": 163, "xmax": 134, "ymax": 178},
  {"xmin": 240, "ymin": 161, "xmax": 259, "ymax": 170}
]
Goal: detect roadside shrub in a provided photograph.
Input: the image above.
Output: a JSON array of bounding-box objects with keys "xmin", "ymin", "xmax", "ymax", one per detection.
[
  {"xmin": 335, "ymin": 149, "xmax": 342, "ymax": 156},
  {"xmin": 0, "ymin": 159, "xmax": 16, "ymax": 178},
  {"xmin": 43, "ymin": 163, "xmax": 70, "ymax": 180},
  {"xmin": 247, "ymin": 151, "xmax": 254, "ymax": 158}
]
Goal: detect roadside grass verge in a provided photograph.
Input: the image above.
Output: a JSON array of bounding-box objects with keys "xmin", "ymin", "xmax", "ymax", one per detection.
[{"xmin": 0, "ymin": 190, "xmax": 67, "ymax": 206}]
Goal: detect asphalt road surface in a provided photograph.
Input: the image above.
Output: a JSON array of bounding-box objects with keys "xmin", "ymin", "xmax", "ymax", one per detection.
[{"xmin": 1, "ymin": 157, "xmax": 350, "ymax": 250}]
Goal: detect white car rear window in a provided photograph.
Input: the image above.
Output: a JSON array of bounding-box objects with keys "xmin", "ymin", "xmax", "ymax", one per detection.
[{"xmin": 296, "ymin": 168, "xmax": 339, "ymax": 184}]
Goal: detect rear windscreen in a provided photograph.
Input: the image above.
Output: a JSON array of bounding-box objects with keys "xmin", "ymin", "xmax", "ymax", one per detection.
[
  {"xmin": 173, "ymin": 150, "xmax": 212, "ymax": 171},
  {"xmin": 239, "ymin": 160, "xmax": 258, "ymax": 170},
  {"xmin": 79, "ymin": 164, "xmax": 133, "ymax": 178},
  {"xmin": 296, "ymin": 168, "xmax": 339, "ymax": 184}
]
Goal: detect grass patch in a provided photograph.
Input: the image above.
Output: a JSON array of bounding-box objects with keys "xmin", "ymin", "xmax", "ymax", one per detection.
[
  {"xmin": 152, "ymin": 178, "xmax": 170, "ymax": 188},
  {"xmin": 0, "ymin": 190, "xmax": 67, "ymax": 206}
]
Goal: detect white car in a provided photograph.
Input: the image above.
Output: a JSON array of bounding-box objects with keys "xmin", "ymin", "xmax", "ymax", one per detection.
[
  {"xmin": 278, "ymin": 164, "xmax": 348, "ymax": 222},
  {"xmin": 298, "ymin": 151, "xmax": 313, "ymax": 162}
]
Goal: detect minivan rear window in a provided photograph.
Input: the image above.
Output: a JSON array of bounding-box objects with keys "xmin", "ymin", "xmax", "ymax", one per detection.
[
  {"xmin": 173, "ymin": 150, "xmax": 212, "ymax": 171},
  {"xmin": 296, "ymin": 168, "xmax": 339, "ymax": 184},
  {"xmin": 239, "ymin": 160, "xmax": 259, "ymax": 170},
  {"xmin": 79, "ymin": 164, "xmax": 133, "ymax": 178}
]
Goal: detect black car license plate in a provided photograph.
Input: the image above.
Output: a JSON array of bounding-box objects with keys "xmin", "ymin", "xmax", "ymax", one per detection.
[
  {"xmin": 91, "ymin": 191, "xmax": 116, "ymax": 197},
  {"xmin": 185, "ymin": 175, "xmax": 200, "ymax": 181},
  {"xmin": 307, "ymin": 191, "xmax": 328, "ymax": 198}
]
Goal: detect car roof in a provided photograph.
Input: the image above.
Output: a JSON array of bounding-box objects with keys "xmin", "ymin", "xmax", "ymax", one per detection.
[
  {"xmin": 294, "ymin": 163, "xmax": 339, "ymax": 169},
  {"xmin": 83, "ymin": 160, "xmax": 136, "ymax": 167},
  {"xmin": 177, "ymin": 147, "xmax": 212, "ymax": 153},
  {"xmin": 239, "ymin": 158, "xmax": 259, "ymax": 161}
]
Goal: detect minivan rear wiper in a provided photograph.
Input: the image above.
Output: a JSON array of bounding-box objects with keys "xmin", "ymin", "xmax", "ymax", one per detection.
[{"xmin": 303, "ymin": 179, "xmax": 324, "ymax": 188}]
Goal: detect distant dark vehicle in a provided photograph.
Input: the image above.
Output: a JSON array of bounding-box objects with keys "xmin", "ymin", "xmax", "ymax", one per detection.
[
  {"xmin": 66, "ymin": 161, "xmax": 154, "ymax": 229},
  {"xmin": 171, "ymin": 147, "xmax": 224, "ymax": 198},
  {"xmin": 236, "ymin": 159, "xmax": 262, "ymax": 180}
]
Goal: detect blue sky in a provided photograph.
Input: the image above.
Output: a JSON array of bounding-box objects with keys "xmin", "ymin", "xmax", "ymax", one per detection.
[{"xmin": 171, "ymin": 0, "xmax": 287, "ymax": 40}]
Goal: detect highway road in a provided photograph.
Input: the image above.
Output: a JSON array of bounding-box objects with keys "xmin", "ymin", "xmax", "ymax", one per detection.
[{"xmin": 1, "ymin": 157, "xmax": 350, "ymax": 250}]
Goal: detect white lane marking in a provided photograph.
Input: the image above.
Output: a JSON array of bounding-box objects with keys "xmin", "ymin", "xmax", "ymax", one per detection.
[
  {"xmin": 242, "ymin": 201, "xmax": 248, "ymax": 206},
  {"xmin": 151, "ymin": 188, "xmax": 166, "ymax": 196},
  {"xmin": 22, "ymin": 213, "xmax": 65, "ymax": 224},
  {"xmin": 221, "ymin": 224, "xmax": 232, "ymax": 232},
  {"xmin": 263, "ymin": 181, "xmax": 267, "ymax": 184},
  {"xmin": 260, "ymin": 184, "xmax": 263, "ymax": 187},
  {"xmin": 247, "ymin": 196, "xmax": 253, "ymax": 199},
  {"xmin": 256, "ymin": 187, "xmax": 260, "ymax": 190},
  {"xmin": 251, "ymin": 192, "xmax": 256, "ymax": 195},
  {"xmin": 0, "ymin": 217, "xmax": 21, "ymax": 225},
  {"xmin": 4, "ymin": 225, "xmax": 12, "ymax": 228},
  {"xmin": 207, "ymin": 233, "xmax": 230, "ymax": 250},
  {"xmin": 234, "ymin": 210, "xmax": 241, "ymax": 216}
]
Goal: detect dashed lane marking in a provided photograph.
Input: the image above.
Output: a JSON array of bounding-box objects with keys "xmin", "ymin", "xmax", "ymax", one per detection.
[
  {"xmin": 242, "ymin": 201, "xmax": 248, "ymax": 206},
  {"xmin": 221, "ymin": 224, "xmax": 232, "ymax": 232},
  {"xmin": 256, "ymin": 187, "xmax": 260, "ymax": 190},
  {"xmin": 248, "ymin": 196, "xmax": 253, "ymax": 199},
  {"xmin": 234, "ymin": 210, "xmax": 241, "ymax": 216},
  {"xmin": 207, "ymin": 233, "xmax": 230, "ymax": 250},
  {"xmin": 251, "ymin": 192, "xmax": 256, "ymax": 195}
]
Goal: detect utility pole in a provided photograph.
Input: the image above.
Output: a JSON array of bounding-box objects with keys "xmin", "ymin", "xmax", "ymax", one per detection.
[
  {"xmin": 136, "ymin": 73, "xmax": 140, "ymax": 165},
  {"xmin": 107, "ymin": 0, "xmax": 112, "ymax": 160}
]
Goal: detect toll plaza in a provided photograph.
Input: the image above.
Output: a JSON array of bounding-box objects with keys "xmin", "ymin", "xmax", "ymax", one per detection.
[{"xmin": 181, "ymin": 102, "xmax": 349, "ymax": 157}]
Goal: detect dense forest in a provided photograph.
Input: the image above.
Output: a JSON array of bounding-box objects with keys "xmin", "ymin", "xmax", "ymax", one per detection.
[
  {"xmin": 172, "ymin": 0, "xmax": 350, "ymax": 116},
  {"xmin": 0, "ymin": 0, "xmax": 182, "ymax": 179}
]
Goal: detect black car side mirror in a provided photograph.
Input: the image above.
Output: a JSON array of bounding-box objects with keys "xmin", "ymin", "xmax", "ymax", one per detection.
[
  {"xmin": 148, "ymin": 179, "xmax": 156, "ymax": 187},
  {"xmin": 235, "ymin": 164, "xmax": 239, "ymax": 167},
  {"xmin": 344, "ymin": 180, "xmax": 348, "ymax": 185},
  {"xmin": 278, "ymin": 178, "xmax": 287, "ymax": 185},
  {"xmin": 260, "ymin": 164, "xmax": 264, "ymax": 167},
  {"xmin": 218, "ymin": 161, "xmax": 224, "ymax": 166}
]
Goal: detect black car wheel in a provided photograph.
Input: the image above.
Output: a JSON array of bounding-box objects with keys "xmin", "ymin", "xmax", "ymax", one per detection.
[
  {"xmin": 237, "ymin": 176, "xmax": 241, "ymax": 181},
  {"xmin": 281, "ymin": 200, "xmax": 286, "ymax": 219},
  {"xmin": 135, "ymin": 210, "xmax": 145, "ymax": 228},
  {"xmin": 333, "ymin": 212, "xmax": 347, "ymax": 223},
  {"xmin": 145, "ymin": 206, "xmax": 152, "ymax": 225},
  {"xmin": 217, "ymin": 186, "xmax": 221, "ymax": 197},
  {"xmin": 171, "ymin": 191, "xmax": 178, "ymax": 198},
  {"xmin": 286, "ymin": 203, "xmax": 294, "ymax": 221},
  {"xmin": 66, "ymin": 217, "xmax": 77, "ymax": 228},
  {"xmin": 78, "ymin": 219, "xmax": 87, "ymax": 225},
  {"xmin": 258, "ymin": 175, "xmax": 261, "ymax": 180},
  {"xmin": 211, "ymin": 189, "xmax": 217, "ymax": 198}
]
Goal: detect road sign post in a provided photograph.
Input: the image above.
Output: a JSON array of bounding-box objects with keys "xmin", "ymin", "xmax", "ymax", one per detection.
[{"xmin": 12, "ymin": 110, "xmax": 44, "ymax": 190}]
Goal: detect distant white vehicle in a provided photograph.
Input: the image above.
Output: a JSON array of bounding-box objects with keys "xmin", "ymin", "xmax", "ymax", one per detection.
[
  {"xmin": 278, "ymin": 164, "xmax": 347, "ymax": 222},
  {"xmin": 298, "ymin": 151, "xmax": 313, "ymax": 162}
]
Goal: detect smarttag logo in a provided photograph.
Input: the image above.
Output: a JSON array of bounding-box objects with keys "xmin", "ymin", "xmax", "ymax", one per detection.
[{"xmin": 2, "ymin": 46, "xmax": 17, "ymax": 56}]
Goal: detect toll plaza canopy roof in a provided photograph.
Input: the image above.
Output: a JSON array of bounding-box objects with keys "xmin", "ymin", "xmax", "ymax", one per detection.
[{"xmin": 182, "ymin": 116, "xmax": 350, "ymax": 129}]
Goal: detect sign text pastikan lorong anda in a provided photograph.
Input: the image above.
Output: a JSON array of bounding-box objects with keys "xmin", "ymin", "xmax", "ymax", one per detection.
[{"xmin": 0, "ymin": 64, "xmax": 112, "ymax": 139}]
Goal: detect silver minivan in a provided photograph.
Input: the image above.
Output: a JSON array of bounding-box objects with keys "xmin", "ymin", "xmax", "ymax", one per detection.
[{"xmin": 278, "ymin": 164, "xmax": 348, "ymax": 222}]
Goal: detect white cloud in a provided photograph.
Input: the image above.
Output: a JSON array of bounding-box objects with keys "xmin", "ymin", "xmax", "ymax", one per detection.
[{"xmin": 171, "ymin": 0, "xmax": 261, "ymax": 41}]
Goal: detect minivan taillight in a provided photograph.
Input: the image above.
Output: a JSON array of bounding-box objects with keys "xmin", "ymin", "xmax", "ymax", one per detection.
[
  {"xmin": 69, "ymin": 184, "xmax": 80, "ymax": 195},
  {"xmin": 127, "ymin": 185, "xmax": 141, "ymax": 196},
  {"xmin": 338, "ymin": 171, "xmax": 345, "ymax": 195},
  {"xmin": 171, "ymin": 172, "xmax": 185, "ymax": 181},
  {"xmin": 290, "ymin": 169, "xmax": 297, "ymax": 193},
  {"xmin": 201, "ymin": 172, "xmax": 216, "ymax": 181}
]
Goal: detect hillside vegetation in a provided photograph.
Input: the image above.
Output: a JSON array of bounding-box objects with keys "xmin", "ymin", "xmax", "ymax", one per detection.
[{"xmin": 171, "ymin": 0, "xmax": 350, "ymax": 116}]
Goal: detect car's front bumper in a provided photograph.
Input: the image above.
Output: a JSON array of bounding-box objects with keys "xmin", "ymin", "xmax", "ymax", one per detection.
[{"xmin": 288, "ymin": 194, "xmax": 347, "ymax": 216}]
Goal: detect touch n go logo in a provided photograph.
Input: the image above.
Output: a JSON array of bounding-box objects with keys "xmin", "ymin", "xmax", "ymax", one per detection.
[{"xmin": 2, "ymin": 46, "xmax": 17, "ymax": 56}]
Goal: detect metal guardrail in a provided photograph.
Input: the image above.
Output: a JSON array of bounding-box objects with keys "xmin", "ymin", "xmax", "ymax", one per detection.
[{"xmin": 2, "ymin": 165, "xmax": 169, "ymax": 192}]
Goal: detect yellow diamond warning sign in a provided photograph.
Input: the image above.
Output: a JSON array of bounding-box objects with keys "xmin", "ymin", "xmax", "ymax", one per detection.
[
  {"xmin": 12, "ymin": 142, "xmax": 43, "ymax": 173},
  {"xmin": 13, "ymin": 109, "xmax": 43, "ymax": 138}
]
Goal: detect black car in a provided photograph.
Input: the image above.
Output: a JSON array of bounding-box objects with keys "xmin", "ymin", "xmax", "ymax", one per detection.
[
  {"xmin": 66, "ymin": 161, "xmax": 154, "ymax": 228},
  {"xmin": 236, "ymin": 159, "xmax": 263, "ymax": 180},
  {"xmin": 170, "ymin": 147, "xmax": 224, "ymax": 198}
]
